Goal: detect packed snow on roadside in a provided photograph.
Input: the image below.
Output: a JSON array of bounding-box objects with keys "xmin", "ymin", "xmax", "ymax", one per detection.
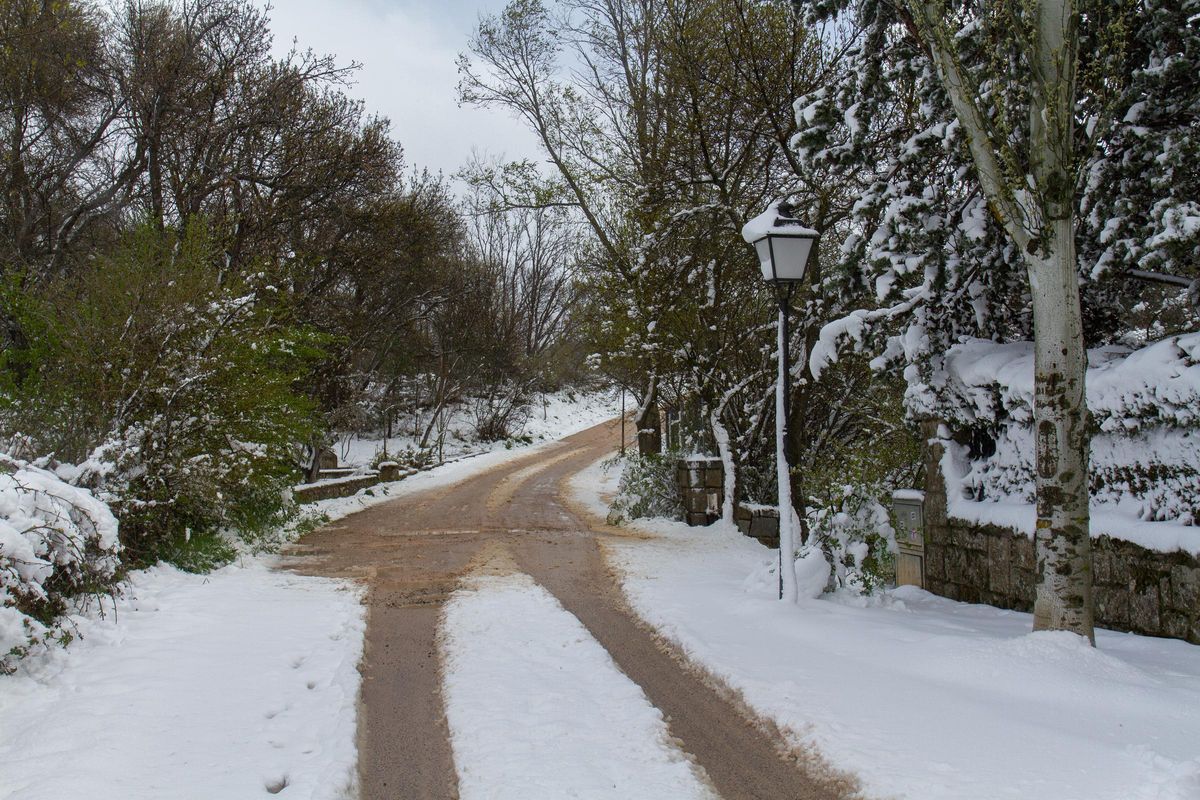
[
  {"xmin": 440, "ymin": 565, "xmax": 717, "ymax": 800},
  {"xmin": 572, "ymin": 457, "xmax": 1200, "ymax": 800},
  {"xmin": 0, "ymin": 561, "xmax": 365, "ymax": 800},
  {"xmin": 330, "ymin": 388, "xmax": 622, "ymax": 469}
]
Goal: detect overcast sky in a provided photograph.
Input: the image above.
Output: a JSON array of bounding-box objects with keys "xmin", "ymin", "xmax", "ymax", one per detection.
[{"xmin": 265, "ymin": 0, "xmax": 542, "ymax": 179}]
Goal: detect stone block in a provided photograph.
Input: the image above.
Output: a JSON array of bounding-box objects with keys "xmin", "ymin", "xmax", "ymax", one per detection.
[
  {"xmin": 923, "ymin": 492, "xmax": 948, "ymax": 528},
  {"xmin": 1093, "ymin": 550, "xmax": 1114, "ymax": 585},
  {"xmin": 1010, "ymin": 567, "xmax": 1036, "ymax": 606},
  {"xmin": 753, "ymin": 532, "xmax": 782, "ymax": 551},
  {"xmin": 1094, "ymin": 586, "xmax": 1129, "ymax": 628},
  {"xmin": 1162, "ymin": 612, "xmax": 1191, "ymax": 640},
  {"xmin": 924, "ymin": 544, "xmax": 945, "ymax": 581},
  {"xmin": 988, "ymin": 554, "xmax": 1011, "ymax": 596},
  {"xmin": 1170, "ymin": 565, "xmax": 1200, "ymax": 612},
  {"xmin": 1014, "ymin": 537, "xmax": 1036, "ymax": 571},
  {"xmin": 988, "ymin": 534, "xmax": 1011, "ymax": 566},
  {"xmin": 316, "ymin": 448, "xmax": 338, "ymax": 470},
  {"xmin": 944, "ymin": 547, "xmax": 965, "ymax": 581},
  {"xmin": 704, "ymin": 468, "xmax": 723, "ymax": 490},
  {"xmin": 958, "ymin": 584, "xmax": 982, "ymax": 604},
  {"xmin": 754, "ymin": 534, "xmax": 780, "ymax": 549},
  {"xmin": 1130, "ymin": 585, "xmax": 1161, "ymax": 634},
  {"xmin": 961, "ymin": 529, "xmax": 986, "ymax": 552},
  {"xmin": 927, "ymin": 522, "xmax": 948, "ymax": 545},
  {"xmin": 964, "ymin": 550, "xmax": 988, "ymax": 589},
  {"xmin": 749, "ymin": 514, "xmax": 780, "ymax": 539},
  {"xmin": 1106, "ymin": 547, "xmax": 1136, "ymax": 588}
]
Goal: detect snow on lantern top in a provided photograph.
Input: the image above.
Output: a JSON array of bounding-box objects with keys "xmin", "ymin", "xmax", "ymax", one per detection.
[{"xmin": 741, "ymin": 200, "xmax": 819, "ymax": 285}]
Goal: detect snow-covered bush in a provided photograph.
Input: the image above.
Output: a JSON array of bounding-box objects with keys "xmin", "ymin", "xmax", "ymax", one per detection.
[
  {"xmin": 808, "ymin": 485, "xmax": 896, "ymax": 595},
  {"xmin": 797, "ymin": 362, "xmax": 915, "ymax": 596},
  {"xmin": 1, "ymin": 454, "xmax": 120, "ymax": 673},
  {"xmin": 1, "ymin": 221, "xmax": 323, "ymax": 567},
  {"xmin": 606, "ymin": 453, "xmax": 682, "ymax": 525},
  {"xmin": 911, "ymin": 335, "xmax": 1200, "ymax": 526}
]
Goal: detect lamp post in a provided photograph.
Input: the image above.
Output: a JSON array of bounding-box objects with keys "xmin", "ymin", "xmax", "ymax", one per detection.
[
  {"xmin": 742, "ymin": 201, "xmax": 818, "ymax": 602},
  {"xmin": 620, "ymin": 388, "xmax": 626, "ymax": 455}
]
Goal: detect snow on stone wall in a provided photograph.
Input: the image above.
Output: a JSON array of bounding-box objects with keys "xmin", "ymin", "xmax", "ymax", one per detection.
[{"xmin": 909, "ymin": 334, "xmax": 1200, "ymax": 553}]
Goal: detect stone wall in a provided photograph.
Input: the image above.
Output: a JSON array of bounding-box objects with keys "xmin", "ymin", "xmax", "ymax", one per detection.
[
  {"xmin": 734, "ymin": 505, "xmax": 780, "ymax": 548},
  {"xmin": 676, "ymin": 457, "xmax": 723, "ymax": 526},
  {"xmin": 292, "ymin": 473, "xmax": 382, "ymax": 504},
  {"xmin": 921, "ymin": 419, "xmax": 1200, "ymax": 644},
  {"xmin": 292, "ymin": 462, "xmax": 414, "ymax": 504},
  {"xmin": 676, "ymin": 456, "xmax": 782, "ymax": 547}
]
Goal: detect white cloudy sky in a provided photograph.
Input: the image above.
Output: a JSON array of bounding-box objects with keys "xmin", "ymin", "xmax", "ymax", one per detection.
[{"xmin": 265, "ymin": 0, "xmax": 542, "ymax": 178}]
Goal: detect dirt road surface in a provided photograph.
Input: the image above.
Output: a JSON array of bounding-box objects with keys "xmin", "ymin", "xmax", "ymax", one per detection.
[{"xmin": 285, "ymin": 419, "xmax": 861, "ymax": 800}]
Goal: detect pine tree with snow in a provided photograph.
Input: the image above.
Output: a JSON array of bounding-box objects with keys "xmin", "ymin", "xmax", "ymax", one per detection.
[{"xmin": 793, "ymin": 0, "xmax": 1200, "ymax": 641}]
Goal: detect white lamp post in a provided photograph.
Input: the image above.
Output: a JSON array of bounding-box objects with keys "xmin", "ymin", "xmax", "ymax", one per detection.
[{"xmin": 742, "ymin": 201, "xmax": 818, "ymax": 602}]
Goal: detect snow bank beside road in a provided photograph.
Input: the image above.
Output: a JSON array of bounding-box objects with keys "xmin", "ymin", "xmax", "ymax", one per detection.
[
  {"xmin": 572, "ymin": 457, "xmax": 1200, "ymax": 800},
  {"xmin": 333, "ymin": 388, "xmax": 622, "ymax": 468},
  {"xmin": 440, "ymin": 562, "xmax": 717, "ymax": 800},
  {"xmin": 0, "ymin": 562, "xmax": 364, "ymax": 800}
]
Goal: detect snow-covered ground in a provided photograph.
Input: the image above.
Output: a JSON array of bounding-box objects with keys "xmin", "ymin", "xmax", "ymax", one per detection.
[
  {"xmin": 331, "ymin": 388, "xmax": 621, "ymax": 468},
  {"xmin": 0, "ymin": 562, "xmax": 364, "ymax": 800},
  {"xmin": 439, "ymin": 550, "xmax": 717, "ymax": 800},
  {"xmin": 0, "ymin": 391, "xmax": 622, "ymax": 800},
  {"xmin": 573, "ymin": 456, "xmax": 1200, "ymax": 800}
]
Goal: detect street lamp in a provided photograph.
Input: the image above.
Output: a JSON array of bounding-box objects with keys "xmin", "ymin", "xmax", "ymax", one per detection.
[{"xmin": 742, "ymin": 201, "xmax": 818, "ymax": 602}]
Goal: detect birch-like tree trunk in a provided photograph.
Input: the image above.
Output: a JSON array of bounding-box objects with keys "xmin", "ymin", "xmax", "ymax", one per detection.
[
  {"xmin": 1027, "ymin": 0, "xmax": 1093, "ymax": 641},
  {"xmin": 907, "ymin": 0, "xmax": 1094, "ymax": 640}
]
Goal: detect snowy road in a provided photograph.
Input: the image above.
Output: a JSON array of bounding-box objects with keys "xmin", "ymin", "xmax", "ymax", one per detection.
[
  {"xmin": 7, "ymin": 415, "xmax": 1192, "ymax": 800},
  {"xmin": 290, "ymin": 418, "xmax": 857, "ymax": 800},
  {"xmin": 440, "ymin": 545, "xmax": 717, "ymax": 800}
]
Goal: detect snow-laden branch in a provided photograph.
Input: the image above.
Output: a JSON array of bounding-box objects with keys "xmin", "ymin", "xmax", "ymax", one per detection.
[{"xmin": 809, "ymin": 281, "xmax": 931, "ymax": 379}]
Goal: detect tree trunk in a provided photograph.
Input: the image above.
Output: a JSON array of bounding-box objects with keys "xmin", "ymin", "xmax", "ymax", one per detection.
[
  {"xmin": 305, "ymin": 438, "xmax": 322, "ymax": 484},
  {"xmin": 1028, "ymin": 0, "xmax": 1093, "ymax": 642},
  {"xmin": 635, "ymin": 377, "xmax": 662, "ymax": 455},
  {"xmin": 1028, "ymin": 225, "xmax": 1093, "ymax": 642},
  {"xmin": 710, "ymin": 407, "xmax": 737, "ymax": 527},
  {"xmin": 907, "ymin": 0, "xmax": 1094, "ymax": 641}
]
